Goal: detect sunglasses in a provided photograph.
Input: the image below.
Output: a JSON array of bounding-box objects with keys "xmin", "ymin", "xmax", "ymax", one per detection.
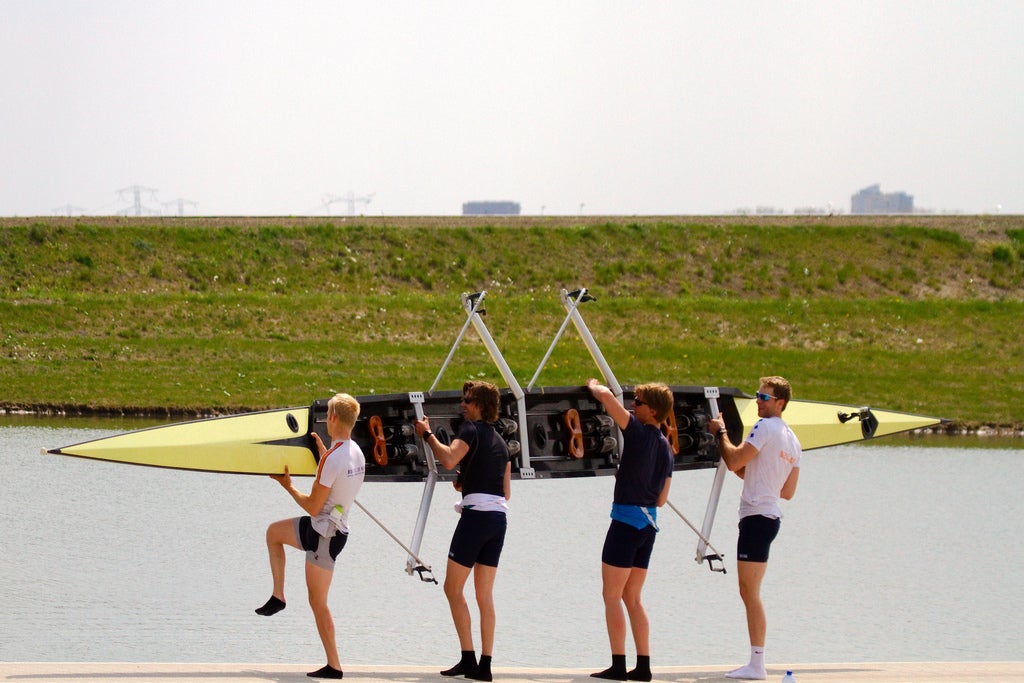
[
  {"xmin": 755, "ymin": 392, "xmax": 778, "ymax": 402},
  {"xmin": 633, "ymin": 398, "xmax": 648, "ymax": 407},
  {"xmin": 460, "ymin": 397, "xmax": 473, "ymax": 404}
]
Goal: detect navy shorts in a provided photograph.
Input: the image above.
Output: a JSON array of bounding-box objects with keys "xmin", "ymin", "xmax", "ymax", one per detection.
[
  {"xmin": 295, "ymin": 516, "xmax": 348, "ymax": 571},
  {"xmin": 601, "ymin": 520, "xmax": 658, "ymax": 569},
  {"xmin": 736, "ymin": 514, "xmax": 781, "ymax": 563},
  {"xmin": 448, "ymin": 509, "xmax": 507, "ymax": 568}
]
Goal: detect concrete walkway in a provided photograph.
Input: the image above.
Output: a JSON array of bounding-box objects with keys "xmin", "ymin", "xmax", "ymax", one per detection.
[{"xmin": 2, "ymin": 662, "xmax": 1023, "ymax": 683}]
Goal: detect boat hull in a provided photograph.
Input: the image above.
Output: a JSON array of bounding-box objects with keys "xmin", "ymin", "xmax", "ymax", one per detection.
[
  {"xmin": 735, "ymin": 397, "xmax": 942, "ymax": 450},
  {"xmin": 45, "ymin": 386, "xmax": 942, "ymax": 480}
]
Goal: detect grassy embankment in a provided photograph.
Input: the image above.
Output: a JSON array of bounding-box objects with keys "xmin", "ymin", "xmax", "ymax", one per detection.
[{"xmin": 1, "ymin": 215, "xmax": 1022, "ymax": 431}]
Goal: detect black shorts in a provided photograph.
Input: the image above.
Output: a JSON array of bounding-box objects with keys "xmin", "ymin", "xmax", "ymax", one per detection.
[
  {"xmin": 736, "ymin": 514, "xmax": 781, "ymax": 563},
  {"xmin": 296, "ymin": 516, "xmax": 348, "ymax": 571},
  {"xmin": 601, "ymin": 520, "xmax": 658, "ymax": 569},
  {"xmin": 448, "ymin": 509, "xmax": 507, "ymax": 568}
]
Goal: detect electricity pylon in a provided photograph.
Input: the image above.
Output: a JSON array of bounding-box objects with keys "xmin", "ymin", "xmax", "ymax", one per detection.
[
  {"xmin": 116, "ymin": 185, "xmax": 161, "ymax": 216},
  {"xmin": 162, "ymin": 198, "xmax": 199, "ymax": 216},
  {"xmin": 53, "ymin": 204, "xmax": 85, "ymax": 216},
  {"xmin": 323, "ymin": 191, "xmax": 374, "ymax": 216}
]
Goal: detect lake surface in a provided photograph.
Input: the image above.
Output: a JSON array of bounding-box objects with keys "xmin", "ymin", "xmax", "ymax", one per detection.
[{"xmin": 2, "ymin": 422, "xmax": 1022, "ymax": 669}]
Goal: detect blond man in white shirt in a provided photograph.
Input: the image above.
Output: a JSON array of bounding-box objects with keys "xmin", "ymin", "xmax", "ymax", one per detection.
[{"xmin": 256, "ymin": 393, "xmax": 366, "ymax": 680}]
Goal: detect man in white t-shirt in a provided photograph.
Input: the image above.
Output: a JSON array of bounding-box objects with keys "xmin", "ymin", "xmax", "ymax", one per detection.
[
  {"xmin": 710, "ymin": 376, "xmax": 802, "ymax": 681},
  {"xmin": 255, "ymin": 393, "xmax": 366, "ymax": 680}
]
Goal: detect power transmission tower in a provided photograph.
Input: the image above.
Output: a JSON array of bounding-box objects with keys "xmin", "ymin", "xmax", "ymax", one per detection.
[
  {"xmin": 162, "ymin": 198, "xmax": 199, "ymax": 216},
  {"xmin": 116, "ymin": 185, "xmax": 161, "ymax": 216},
  {"xmin": 53, "ymin": 204, "xmax": 85, "ymax": 216},
  {"xmin": 322, "ymin": 191, "xmax": 375, "ymax": 216}
]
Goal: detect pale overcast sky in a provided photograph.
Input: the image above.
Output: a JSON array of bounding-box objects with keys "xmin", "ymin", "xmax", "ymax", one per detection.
[{"xmin": 2, "ymin": 1, "xmax": 1021, "ymax": 217}]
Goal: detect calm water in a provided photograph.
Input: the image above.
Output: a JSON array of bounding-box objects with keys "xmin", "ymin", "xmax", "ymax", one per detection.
[{"xmin": 2, "ymin": 422, "xmax": 1022, "ymax": 668}]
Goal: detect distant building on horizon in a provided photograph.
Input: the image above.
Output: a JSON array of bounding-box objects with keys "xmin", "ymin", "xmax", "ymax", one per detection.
[
  {"xmin": 851, "ymin": 184, "xmax": 914, "ymax": 214},
  {"xmin": 462, "ymin": 200, "xmax": 521, "ymax": 215}
]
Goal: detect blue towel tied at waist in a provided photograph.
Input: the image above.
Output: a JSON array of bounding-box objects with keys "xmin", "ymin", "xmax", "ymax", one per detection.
[{"xmin": 611, "ymin": 502, "xmax": 659, "ymax": 531}]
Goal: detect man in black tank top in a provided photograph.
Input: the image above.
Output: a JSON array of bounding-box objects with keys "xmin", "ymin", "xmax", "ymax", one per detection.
[{"xmin": 416, "ymin": 381, "xmax": 511, "ymax": 682}]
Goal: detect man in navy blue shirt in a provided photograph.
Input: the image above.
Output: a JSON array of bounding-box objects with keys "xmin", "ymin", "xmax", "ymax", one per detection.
[{"xmin": 586, "ymin": 378, "xmax": 675, "ymax": 682}]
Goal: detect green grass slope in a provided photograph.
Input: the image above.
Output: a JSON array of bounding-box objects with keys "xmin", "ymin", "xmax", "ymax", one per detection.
[{"xmin": 2, "ymin": 215, "xmax": 1021, "ymax": 430}]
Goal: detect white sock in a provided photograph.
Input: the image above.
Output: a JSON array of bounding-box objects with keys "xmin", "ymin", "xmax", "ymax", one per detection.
[
  {"xmin": 750, "ymin": 645, "xmax": 765, "ymax": 670},
  {"xmin": 725, "ymin": 647, "xmax": 766, "ymax": 680}
]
